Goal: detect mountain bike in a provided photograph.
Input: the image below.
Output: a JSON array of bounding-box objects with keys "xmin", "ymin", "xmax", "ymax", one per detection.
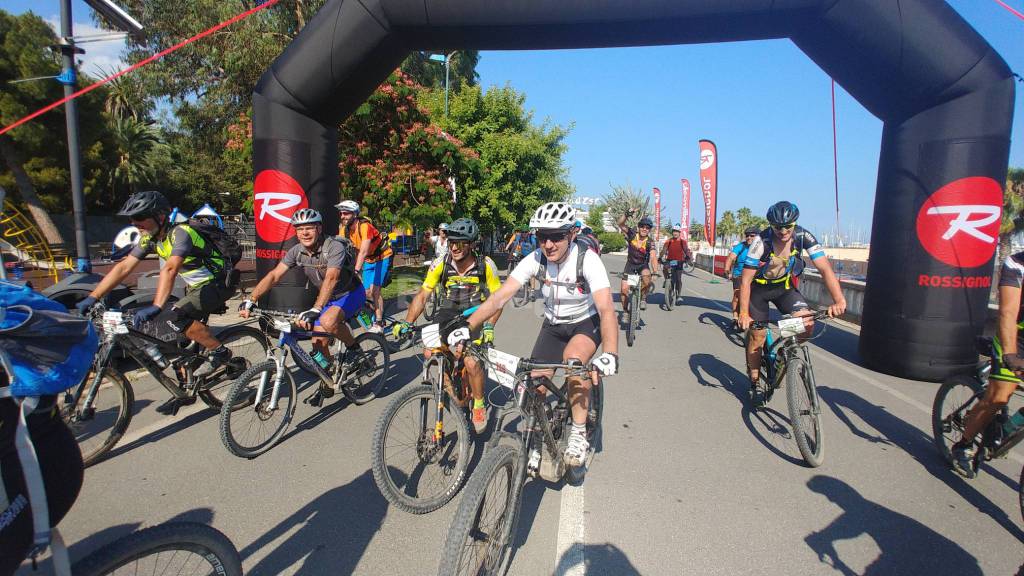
[
  {"xmin": 932, "ymin": 337, "xmax": 1024, "ymax": 522},
  {"xmin": 371, "ymin": 316, "xmax": 485, "ymax": 514},
  {"xmin": 621, "ymin": 273, "xmax": 647, "ymax": 347},
  {"xmin": 219, "ymin": 308, "xmax": 389, "ymax": 458},
  {"xmin": 661, "ymin": 260, "xmax": 682, "ymax": 311},
  {"xmin": 71, "ymin": 522, "xmax": 242, "ymax": 576},
  {"xmin": 62, "ymin": 306, "xmax": 268, "ymax": 466},
  {"xmin": 437, "ymin": 352, "xmax": 604, "ymax": 575},
  {"xmin": 749, "ymin": 310, "xmax": 831, "ymax": 467}
]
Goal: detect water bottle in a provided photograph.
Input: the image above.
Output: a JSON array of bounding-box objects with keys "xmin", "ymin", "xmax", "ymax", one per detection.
[
  {"xmin": 1002, "ymin": 407, "xmax": 1024, "ymax": 437},
  {"xmin": 357, "ymin": 310, "xmax": 373, "ymax": 330},
  {"xmin": 141, "ymin": 342, "xmax": 169, "ymax": 369}
]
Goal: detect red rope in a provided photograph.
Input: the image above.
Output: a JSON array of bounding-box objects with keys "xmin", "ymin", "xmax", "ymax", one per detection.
[
  {"xmin": 0, "ymin": 0, "xmax": 281, "ymax": 137},
  {"xmin": 994, "ymin": 0, "xmax": 1024, "ymax": 21}
]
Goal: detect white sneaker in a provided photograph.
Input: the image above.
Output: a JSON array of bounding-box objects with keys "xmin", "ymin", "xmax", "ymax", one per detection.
[
  {"xmin": 563, "ymin": 431, "xmax": 590, "ymax": 467},
  {"xmin": 366, "ymin": 323, "xmax": 383, "ymax": 334}
]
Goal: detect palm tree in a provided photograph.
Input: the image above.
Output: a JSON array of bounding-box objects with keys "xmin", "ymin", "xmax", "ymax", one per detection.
[
  {"xmin": 108, "ymin": 117, "xmax": 162, "ymax": 202},
  {"xmin": 99, "ymin": 66, "xmax": 150, "ymax": 120},
  {"xmin": 995, "ymin": 168, "xmax": 1024, "ymax": 292}
]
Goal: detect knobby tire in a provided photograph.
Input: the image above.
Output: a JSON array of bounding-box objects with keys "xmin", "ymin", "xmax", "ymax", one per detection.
[
  {"xmin": 71, "ymin": 521, "xmax": 242, "ymax": 576},
  {"xmin": 785, "ymin": 356, "xmax": 824, "ymax": 467},
  {"xmin": 219, "ymin": 359, "xmax": 297, "ymax": 459},
  {"xmin": 931, "ymin": 374, "xmax": 985, "ymax": 465},
  {"xmin": 62, "ymin": 366, "xmax": 133, "ymax": 467}
]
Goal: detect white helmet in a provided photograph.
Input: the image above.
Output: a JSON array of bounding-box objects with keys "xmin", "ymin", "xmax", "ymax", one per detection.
[
  {"xmin": 335, "ymin": 200, "xmax": 360, "ymax": 213},
  {"xmin": 672, "ymin": 224, "xmax": 682, "ymax": 232},
  {"xmin": 438, "ymin": 223, "xmax": 449, "ymax": 231},
  {"xmin": 290, "ymin": 208, "xmax": 322, "ymax": 226},
  {"xmin": 530, "ymin": 202, "xmax": 576, "ymax": 231}
]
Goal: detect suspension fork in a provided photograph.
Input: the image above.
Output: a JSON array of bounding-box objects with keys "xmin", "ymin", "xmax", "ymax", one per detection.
[
  {"xmin": 75, "ymin": 341, "xmax": 116, "ymax": 410},
  {"xmin": 254, "ymin": 337, "xmax": 289, "ymax": 409}
]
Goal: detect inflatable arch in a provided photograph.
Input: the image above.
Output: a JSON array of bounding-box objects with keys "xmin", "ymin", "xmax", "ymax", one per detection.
[{"xmin": 251, "ymin": 0, "xmax": 1015, "ymax": 381}]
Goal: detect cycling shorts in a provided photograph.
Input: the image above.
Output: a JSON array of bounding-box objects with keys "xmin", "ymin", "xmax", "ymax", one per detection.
[
  {"xmin": 315, "ymin": 283, "xmax": 366, "ymax": 327},
  {"xmin": 362, "ymin": 257, "xmax": 392, "ymax": 290},
  {"xmin": 622, "ymin": 262, "xmax": 650, "ymax": 276},
  {"xmin": 530, "ymin": 314, "xmax": 601, "ymax": 364},
  {"xmin": 748, "ymin": 283, "xmax": 809, "ymax": 323},
  {"xmin": 168, "ymin": 280, "xmax": 234, "ymax": 332},
  {"xmin": 990, "ymin": 330, "xmax": 1024, "ymax": 385}
]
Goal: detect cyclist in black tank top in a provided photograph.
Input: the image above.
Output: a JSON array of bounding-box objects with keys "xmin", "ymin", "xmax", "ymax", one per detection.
[{"xmin": 616, "ymin": 208, "xmax": 659, "ymax": 313}]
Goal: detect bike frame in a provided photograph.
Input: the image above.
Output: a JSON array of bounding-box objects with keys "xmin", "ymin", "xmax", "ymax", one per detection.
[
  {"xmin": 252, "ymin": 322, "xmax": 335, "ymax": 411},
  {"xmin": 758, "ymin": 314, "xmax": 825, "ymax": 413}
]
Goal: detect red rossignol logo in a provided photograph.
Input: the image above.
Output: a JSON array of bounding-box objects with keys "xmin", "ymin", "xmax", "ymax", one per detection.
[
  {"xmin": 916, "ymin": 176, "xmax": 1002, "ymax": 268},
  {"xmin": 253, "ymin": 170, "xmax": 308, "ymax": 243}
]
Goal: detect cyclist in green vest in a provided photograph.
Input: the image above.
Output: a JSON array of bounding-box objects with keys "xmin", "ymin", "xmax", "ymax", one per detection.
[{"xmin": 77, "ymin": 191, "xmax": 235, "ymax": 405}]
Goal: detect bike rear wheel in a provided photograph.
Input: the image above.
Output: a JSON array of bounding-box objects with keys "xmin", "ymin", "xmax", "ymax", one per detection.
[
  {"xmin": 71, "ymin": 522, "xmax": 242, "ymax": 576},
  {"xmin": 61, "ymin": 366, "xmax": 133, "ymax": 467},
  {"xmin": 438, "ymin": 444, "xmax": 523, "ymax": 576},
  {"xmin": 663, "ymin": 276, "xmax": 674, "ymax": 311},
  {"xmin": 197, "ymin": 325, "xmax": 269, "ymax": 409},
  {"xmin": 338, "ymin": 332, "xmax": 390, "ymax": 405},
  {"xmin": 219, "ymin": 359, "xmax": 297, "ymax": 458},
  {"xmin": 512, "ymin": 280, "xmax": 530, "ymax": 308},
  {"xmin": 785, "ymin": 357, "xmax": 824, "ymax": 467},
  {"xmin": 424, "ymin": 288, "xmax": 439, "ymax": 322},
  {"xmin": 931, "ymin": 373, "xmax": 985, "ymax": 465},
  {"xmin": 371, "ymin": 384, "xmax": 471, "ymax": 514},
  {"xmin": 626, "ymin": 288, "xmax": 640, "ymax": 347}
]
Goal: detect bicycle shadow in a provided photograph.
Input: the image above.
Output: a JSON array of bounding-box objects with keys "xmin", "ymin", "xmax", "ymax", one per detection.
[
  {"xmin": 804, "ymin": 475, "xmax": 983, "ymax": 575},
  {"xmin": 240, "ymin": 470, "xmax": 386, "ymax": 576},
  {"xmin": 819, "ymin": 386, "xmax": 1024, "ymax": 542},
  {"xmin": 697, "ymin": 312, "xmax": 745, "ymax": 348},
  {"xmin": 682, "ymin": 294, "xmax": 735, "ymax": 315},
  {"xmin": 101, "ymin": 402, "xmax": 214, "ymax": 463},
  {"xmin": 553, "ymin": 542, "xmax": 641, "ymax": 576},
  {"xmin": 688, "ymin": 352, "xmax": 806, "ymax": 466}
]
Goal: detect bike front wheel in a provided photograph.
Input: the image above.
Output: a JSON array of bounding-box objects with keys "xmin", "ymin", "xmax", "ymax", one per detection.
[
  {"xmin": 338, "ymin": 332, "xmax": 390, "ymax": 405},
  {"xmin": 663, "ymin": 276, "xmax": 674, "ymax": 311},
  {"xmin": 371, "ymin": 384, "xmax": 471, "ymax": 514},
  {"xmin": 71, "ymin": 522, "xmax": 242, "ymax": 576},
  {"xmin": 424, "ymin": 288, "xmax": 439, "ymax": 322},
  {"xmin": 931, "ymin": 373, "xmax": 984, "ymax": 465},
  {"xmin": 438, "ymin": 444, "xmax": 523, "ymax": 576},
  {"xmin": 219, "ymin": 359, "xmax": 297, "ymax": 458},
  {"xmin": 61, "ymin": 366, "xmax": 134, "ymax": 467},
  {"xmin": 198, "ymin": 325, "xmax": 270, "ymax": 409},
  {"xmin": 785, "ymin": 357, "xmax": 824, "ymax": 467}
]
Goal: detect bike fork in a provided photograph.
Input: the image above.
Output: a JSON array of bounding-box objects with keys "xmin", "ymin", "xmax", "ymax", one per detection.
[{"xmin": 255, "ymin": 349, "xmax": 287, "ymax": 409}]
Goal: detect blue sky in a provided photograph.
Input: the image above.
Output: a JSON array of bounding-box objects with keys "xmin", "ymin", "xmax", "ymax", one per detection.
[{"xmin": 7, "ymin": 1, "xmax": 1024, "ymax": 240}]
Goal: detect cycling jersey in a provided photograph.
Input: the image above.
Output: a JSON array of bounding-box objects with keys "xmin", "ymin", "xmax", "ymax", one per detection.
[
  {"xmin": 281, "ymin": 236, "xmax": 359, "ymax": 299},
  {"xmin": 341, "ymin": 218, "xmax": 393, "ymax": 263},
  {"xmin": 507, "ymin": 233, "xmax": 535, "ymax": 257},
  {"xmin": 624, "ymin": 227, "xmax": 655, "ymax": 266},
  {"xmin": 998, "ymin": 252, "xmax": 1024, "ymax": 322},
  {"xmin": 510, "ymin": 244, "xmax": 610, "ymax": 324},
  {"xmin": 663, "ymin": 238, "xmax": 690, "ymax": 263},
  {"xmin": 130, "ymin": 224, "xmax": 225, "ymax": 288},
  {"xmin": 743, "ymin": 226, "xmax": 825, "ymax": 286},
  {"xmin": 422, "ymin": 254, "xmax": 502, "ymax": 311},
  {"xmin": 730, "ymin": 241, "xmax": 751, "ymax": 277}
]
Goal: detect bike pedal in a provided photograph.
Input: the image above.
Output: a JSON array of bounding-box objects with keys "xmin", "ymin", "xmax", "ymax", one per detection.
[{"xmin": 304, "ymin": 391, "xmax": 325, "ymax": 407}]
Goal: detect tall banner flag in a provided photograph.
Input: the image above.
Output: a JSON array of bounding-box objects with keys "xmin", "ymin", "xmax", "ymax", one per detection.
[
  {"xmin": 699, "ymin": 139, "xmax": 718, "ymax": 246},
  {"xmin": 681, "ymin": 179, "xmax": 691, "ymax": 238},
  {"xmin": 653, "ymin": 187, "xmax": 662, "ymax": 243}
]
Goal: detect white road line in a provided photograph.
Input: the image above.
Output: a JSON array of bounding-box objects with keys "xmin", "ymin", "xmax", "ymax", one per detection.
[{"xmin": 555, "ymin": 481, "xmax": 586, "ymax": 576}]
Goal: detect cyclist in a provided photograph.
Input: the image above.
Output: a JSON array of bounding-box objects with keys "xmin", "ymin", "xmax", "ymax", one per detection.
[
  {"xmin": 616, "ymin": 208, "xmax": 659, "ymax": 313},
  {"xmin": 393, "ymin": 217, "xmax": 502, "ymax": 434},
  {"xmin": 336, "ymin": 200, "xmax": 393, "ymax": 333},
  {"xmin": 738, "ymin": 201, "xmax": 846, "ymax": 389},
  {"xmin": 433, "ymin": 223, "xmax": 450, "ymax": 263},
  {"xmin": 76, "ymin": 191, "xmax": 235, "ymax": 402},
  {"xmin": 949, "ymin": 252, "xmax": 1024, "ymax": 477},
  {"xmin": 724, "ymin": 226, "xmax": 761, "ymax": 329},
  {"xmin": 658, "ymin": 224, "xmax": 691, "ymax": 299},
  {"xmin": 504, "ymin": 228, "xmax": 535, "ymax": 262},
  {"xmin": 447, "ymin": 202, "xmax": 619, "ymax": 468},
  {"xmin": 239, "ymin": 208, "xmax": 365, "ymax": 407}
]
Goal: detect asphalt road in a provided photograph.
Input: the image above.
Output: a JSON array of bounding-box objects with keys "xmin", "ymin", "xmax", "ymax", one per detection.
[{"xmin": 21, "ymin": 254, "xmax": 1024, "ymax": 575}]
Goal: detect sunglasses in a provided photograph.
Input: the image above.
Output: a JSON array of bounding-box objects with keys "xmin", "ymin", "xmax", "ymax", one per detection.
[
  {"xmin": 449, "ymin": 240, "xmax": 471, "ymax": 250},
  {"xmin": 129, "ymin": 214, "xmax": 154, "ymax": 223},
  {"xmin": 536, "ymin": 231, "xmax": 569, "ymax": 243},
  {"xmin": 745, "ymin": 234, "xmax": 758, "ymax": 238},
  {"xmin": 772, "ymin": 224, "xmax": 796, "ymax": 231}
]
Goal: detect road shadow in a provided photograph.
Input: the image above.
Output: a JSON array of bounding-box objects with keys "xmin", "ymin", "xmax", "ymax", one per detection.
[
  {"xmin": 697, "ymin": 311, "xmax": 745, "ymax": 348},
  {"xmin": 805, "ymin": 475, "xmax": 983, "ymax": 575},
  {"xmin": 553, "ymin": 542, "xmax": 640, "ymax": 576},
  {"xmin": 688, "ymin": 352, "xmax": 805, "ymax": 466},
  {"xmin": 682, "ymin": 294, "xmax": 734, "ymax": 315},
  {"xmin": 819, "ymin": 386, "xmax": 1024, "ymax": 541},
  {"xmin": 241, "ymin": 470, "xmax": 386, "ymax": 575},
  {"xmin": 102, "ymin": 404, "xmax": 213, "ymax": 463}
]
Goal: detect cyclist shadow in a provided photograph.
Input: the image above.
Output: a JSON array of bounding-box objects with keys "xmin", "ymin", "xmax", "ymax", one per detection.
[
  {"xmin": 688, "ymin": 352, "xmax": 807, "ymax": 466},
  {"xmin": 553, "ymin": 541, "xmax": 640, "ymax": 576},
  {"xmin": 103, "ymin": 400, "xmax": 216, "ymax": 462},
  {"xmin": 804, "ymin": 475, "xmax": 983, "ymax": 575},
  {"xmin": 241, "ymin": 470, "xmax": 385, "ymax": 576},
  {"xmin": 697, "ymin": 312, "xmax": 745, "ymax": 347},
  {"xmin": 819, "ymin": 386, "xmax": 1024, "ymax": 542}
]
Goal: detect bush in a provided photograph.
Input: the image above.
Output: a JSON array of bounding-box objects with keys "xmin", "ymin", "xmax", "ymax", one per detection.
[{"xmin": 597, "ymin": 231, "xmax": 626, "ymax": 253}]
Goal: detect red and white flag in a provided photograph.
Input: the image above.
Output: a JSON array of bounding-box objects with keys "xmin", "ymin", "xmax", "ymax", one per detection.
[
  {"xmin": 681, "ymin": 179, "xmax": 691, "ymax": 238},
  {"xmin": 699, "ymin": 140, "xmax": 718, "ymax": 246}
]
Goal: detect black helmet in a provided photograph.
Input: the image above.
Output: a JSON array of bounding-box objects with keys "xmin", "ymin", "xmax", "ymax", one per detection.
[
  {"xmin": 744, "ymin": 226, "xmax": 761, "ymax": 236},
  {"xmin": 118, "ymin": 191, "xmax": 171, "ymax": 218},
  {"xmin": 638, "ymin": 217, "xmax": 654, "ymax": 228},
  {"xmin": 447, "ymin": 217, "xmax": 480, "ymax": 242},
  {"xmin": 766, "ymin": 201, "xmax": 799, "ymax": 226}
]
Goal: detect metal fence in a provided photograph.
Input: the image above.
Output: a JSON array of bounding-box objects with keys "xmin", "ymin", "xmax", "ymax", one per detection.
[{"xmin": 224, "ymin": 215, "xmax": 256, "ymax": 263}]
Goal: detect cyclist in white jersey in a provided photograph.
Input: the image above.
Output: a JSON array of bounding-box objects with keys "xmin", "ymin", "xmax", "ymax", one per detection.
[{"xmin": 447, "ymin": 202, "xmax": 619, "ymax": 468}]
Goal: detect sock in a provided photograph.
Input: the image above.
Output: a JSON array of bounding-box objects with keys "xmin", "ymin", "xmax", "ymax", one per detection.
[
  {"xmin": 571, "ymin": 422, "xmax": 586, "ymax": 437},
  {"xmin": 473, "ymin": 398, "xmax": 485, "ymax": 409}
]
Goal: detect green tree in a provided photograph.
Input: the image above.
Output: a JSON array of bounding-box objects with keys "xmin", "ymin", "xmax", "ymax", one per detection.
[
  {"xmin": 108, "ymin": 116, "xmax": 163, "ymax": 199},
  {"xmin": 585, "ymin": 202, "xmax": 607, "ymax": 231},
  {"xmin": 602, "ymin": 183, "xmax": 663, "ymax": 229},
  {"xmin": 400, "ymin": 51, "xmax": 480, "ymax": 92},
  {"xmin": 690, "ymin": 220, "xmax": 705, "ymax": 242},
  {"xmin": 718, "ymin": 210, "xmax": 737, "ymax": 243},
  {"xmin": 995, "ymin": 167, "xmax": 1024, "ymax": 291}
]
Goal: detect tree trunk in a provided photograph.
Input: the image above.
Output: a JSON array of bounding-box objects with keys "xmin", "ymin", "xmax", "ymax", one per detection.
[{"xmin": 0, "ymin": 135, "xmax": 66, "ymax": 246}]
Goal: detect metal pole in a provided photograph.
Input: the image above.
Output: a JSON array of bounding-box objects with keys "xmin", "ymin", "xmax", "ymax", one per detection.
[
  {"xmin": 443, "ymin": 53, "xmax": 450, "ymax": 118},
  {"xmin": 60, "ymin": 0, "xmax": 91, "ymax": 272}
]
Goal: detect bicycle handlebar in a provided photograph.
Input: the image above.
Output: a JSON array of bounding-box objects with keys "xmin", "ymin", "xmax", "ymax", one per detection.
[{"xmin": 750, "ymin": 309, "xmax": 831, "ymax": 331}]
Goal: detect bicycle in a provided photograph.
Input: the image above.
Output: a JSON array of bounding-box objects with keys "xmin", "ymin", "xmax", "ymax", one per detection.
[
  {"xmin": 371, "ymin": 316, "xmax": 485, "ymax": 514},
  {"xmin": 423, "ymin": 285, "xmax": 440, "ymax": 322},
  {"xmin": 681, "ymin": 258, "xmax": 695, "ymax": 274},
  {"xmin": 71, "ymin": 521, "xmax": 242, "ymax": 576},
  {"xmin": 932, "ymin": 336, "xmax": 1024, "ymax": 521},
  {"xmin": 661, "ymin": 260, "xmax": 683, "ymax": 310},
  {"xmin": 437, "ymin": 352, "xmax": 604, "ymax": 575},
  {"xmin": 62, "ymin": 305, "xmax": 268, "ymax": 466},
  {"xmin": 621, "ymin": 272, "xmax": 651, "ymax": 347},
  {"xmin": 359, "ymin": 300, "xmax": 419, "ymax": 354},
  {"xmin": 219, "ymin": 308, "xmax": 390, "ymax": 458},
  {"xmin": 748, "ymin": 309, "xmax": 831, "ymax": 467}
]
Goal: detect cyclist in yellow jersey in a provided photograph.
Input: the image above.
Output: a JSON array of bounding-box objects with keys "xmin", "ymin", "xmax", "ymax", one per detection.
[{"xmin": 393, "ymin": 218, "xmax": 502, "ymax": 433}]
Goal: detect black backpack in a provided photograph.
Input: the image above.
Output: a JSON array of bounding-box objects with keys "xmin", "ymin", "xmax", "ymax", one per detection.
[
  {"xmin": 538, "ymin": 239, "xmax": 592, "ymax": 295},
  {"xmin": 187, "ymin": 219, "xmax": 243, "ymax": 287},
  {"xmin": 438, "ymin": 253, "xmax": 492, "ymax": 300}
]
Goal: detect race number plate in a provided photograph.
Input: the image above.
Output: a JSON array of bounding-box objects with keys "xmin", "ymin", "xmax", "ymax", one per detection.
[
  {"xmin": 626, "ymin": 274, "xmax": 640, "ymax": 287},
  {"xmin": 486, "ymin": 347, "xmax": 521, "ymax": 389},
  {"xmin": 778, "ymin": 317, "xmax": 806, "ymax": 338},
  {"xmin": 420, "ymin": 323, "xmax": 442, "ymax": 349},
  {"xmin": 102, "ymin": 311, "xmax": 128, "ymax": 334}
]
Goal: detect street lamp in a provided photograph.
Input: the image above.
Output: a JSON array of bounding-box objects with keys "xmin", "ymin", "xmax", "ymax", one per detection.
[{"xmin": 428, "ymin": 51, "xmax": 456, "ymax": 118}]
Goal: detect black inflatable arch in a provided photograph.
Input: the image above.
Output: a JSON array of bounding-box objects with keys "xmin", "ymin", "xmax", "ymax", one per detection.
[{"xmin": 252, "ymin": 0, "xmax": 1015, "ymax": 382}]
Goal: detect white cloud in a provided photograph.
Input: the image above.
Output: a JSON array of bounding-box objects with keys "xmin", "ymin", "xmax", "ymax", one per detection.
[{"xmin": 45, "ymin": 16, "xmax": 127, "ymax": 78}]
